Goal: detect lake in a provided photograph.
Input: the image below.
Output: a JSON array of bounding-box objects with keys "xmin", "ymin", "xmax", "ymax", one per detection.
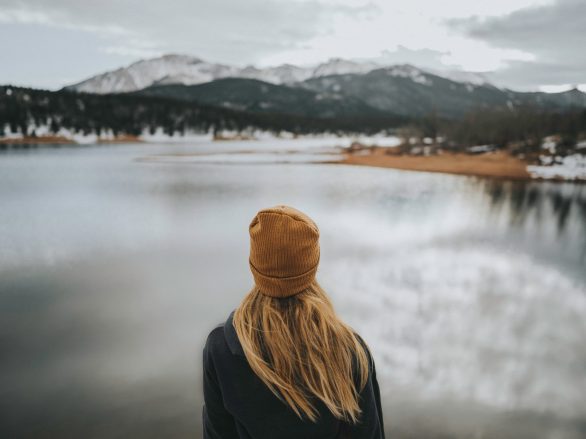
[{"xmin": 0, "ymin": 138, "xmax": 585, "ymax": 439}]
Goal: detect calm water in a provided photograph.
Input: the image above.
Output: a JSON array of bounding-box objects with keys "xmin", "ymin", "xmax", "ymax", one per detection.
[{"xmin": 0, "ymin": 140, "xmax": 585, "ymax": 439}]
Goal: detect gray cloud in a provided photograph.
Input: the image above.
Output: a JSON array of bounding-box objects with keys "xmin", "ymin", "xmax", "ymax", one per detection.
[
  {"xmin": 0, "ymin": 0, "xmax": 377, "ymax": 65},
  {"xmin": 1, "ymin": 0, "xmax": 582, "ymax": 91},
  {"xmin": 446, "ymin": 0, "xmax": 586, "ymax": 88}
]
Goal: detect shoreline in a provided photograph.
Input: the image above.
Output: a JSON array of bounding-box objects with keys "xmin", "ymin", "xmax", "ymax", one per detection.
[
  {"xmin": 334, "ymin": 146, "xmax": 566, "ymax": 182},
  {"xmin": 340, "ymin": 147, "xmax": 530, "ymax": 180},
  {"xmin": 1, "ymin": 136, "xmax": 584, "ymax": 182}
]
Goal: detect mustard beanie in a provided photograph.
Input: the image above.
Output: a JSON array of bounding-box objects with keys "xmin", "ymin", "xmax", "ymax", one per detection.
[{"xmin": 248, "ymin": 205, "xmax": 320, "ymax": 298}]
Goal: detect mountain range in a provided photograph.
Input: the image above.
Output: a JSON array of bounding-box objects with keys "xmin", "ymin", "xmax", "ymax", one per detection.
[
  {"xmin": 66, "ymin": 54, "xmax": 437, "ymax": 92},
  {"xmin": 65, "ymin": 54, "xmax": 586, "ymax": 120}
]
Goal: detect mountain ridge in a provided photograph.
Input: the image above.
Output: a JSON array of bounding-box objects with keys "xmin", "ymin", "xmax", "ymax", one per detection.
[
  {"xmin": 136, "ymin": 67, "xmax": 586, "ymax": 120},
  {"xmin": 64, "ymin": 54, "xmax": 497, "ymax": 94},
  {"xmin": 64, "ymin": 54, "xmax": 586, "ymax": 120}
]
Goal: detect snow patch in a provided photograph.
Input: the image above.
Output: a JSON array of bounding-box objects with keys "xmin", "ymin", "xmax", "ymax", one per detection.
[
  {"xmin": 528, "ymin": 154, "xmax": 586, "ymax": 180},
  {"xmin": 385, "ymin": 65, "xmax": 432, "ymax": 85}
]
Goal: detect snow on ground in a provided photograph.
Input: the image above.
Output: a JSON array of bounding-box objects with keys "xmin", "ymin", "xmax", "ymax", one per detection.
[
  {"xmin": 3, "ymin": 125, "xmax": 401, "ymax": 150},
  {"xmin": 139, "ymin": 128, "xmax": 214, "ymax": 143},
  {"xmin": 528, "ymin": 154, "xmax": 586, "ymax": 181}
]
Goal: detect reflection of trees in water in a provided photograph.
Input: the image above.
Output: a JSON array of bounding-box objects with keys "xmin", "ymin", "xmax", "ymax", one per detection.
[
  {"xmin": 482, "ymin": 179, "xmax": 586, "ymax": 254},
  {"xmin": 551, "ymin": 191, "xmax": 574, "ymax": 233}
]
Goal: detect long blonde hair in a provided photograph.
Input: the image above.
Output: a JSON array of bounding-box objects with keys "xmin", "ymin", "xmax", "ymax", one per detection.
[{"xmin": 232, "ymin": 279, "xmax": 371, "ymax": 424}]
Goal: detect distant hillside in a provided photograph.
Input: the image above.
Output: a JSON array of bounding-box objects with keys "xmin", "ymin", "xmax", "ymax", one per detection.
[
  {"xmin": 135, "ymin": 78, "xmax": 388, "ymax": 119},
  {"xmin": 133, "ymin": 65, "xmax": 586, "ymax": 121},
  {"xmin": 297, "ymin": 66, "xmax": 586, "ymax": 119},
  {"xmin": 0, "ymin": 86, "xmax": 406, "ymax": 138}
]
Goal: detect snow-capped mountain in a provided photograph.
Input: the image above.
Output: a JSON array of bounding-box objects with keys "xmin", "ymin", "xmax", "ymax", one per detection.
[
  {"xmin": 68, "ymin": 54, "xmax": 240, "ymax": 93},
  {"xmin": 64, "ymin": 54, "xmax": 586, "ymax": 120},
  {"xmin": 65, "ymin": 54, "xmax": 496, "ymax": 94}
]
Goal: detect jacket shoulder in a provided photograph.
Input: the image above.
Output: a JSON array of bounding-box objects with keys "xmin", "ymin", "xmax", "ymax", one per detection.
[{"xmin": 204, "ymin": 324, "xmax": 226, "ymax": 354}]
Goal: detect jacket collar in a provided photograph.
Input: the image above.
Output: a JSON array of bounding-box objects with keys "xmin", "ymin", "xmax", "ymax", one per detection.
[{"xmin": 224, "ymin": 309, "xmax": 245, "ymax": 357}]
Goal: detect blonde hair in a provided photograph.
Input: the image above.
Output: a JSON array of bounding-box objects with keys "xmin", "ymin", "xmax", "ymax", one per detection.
[{"xmin": 232, "ymin": 279, "xmax": 371, "ymax": 424}]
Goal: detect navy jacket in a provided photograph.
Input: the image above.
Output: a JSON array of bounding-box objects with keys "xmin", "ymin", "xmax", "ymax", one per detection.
[{"xmin": 202, "ymin": 310, "xmax": 385, "ymax": 439}]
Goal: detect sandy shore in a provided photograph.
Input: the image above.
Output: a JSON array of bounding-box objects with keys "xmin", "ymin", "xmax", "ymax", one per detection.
[{"xmin": 337, "ymin": 147, "xmax": 531, "ymax": 180}]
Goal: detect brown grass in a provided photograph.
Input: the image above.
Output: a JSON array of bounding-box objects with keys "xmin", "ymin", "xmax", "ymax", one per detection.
[
  {"xmin": 97, "ymin": 135, "xmax": 143, "ymax": 144},
  {"xmin": 0, "ymin": 135, "xmax": 75, "ymax": 144},
  {"xmin": 0, "ymin": 134, "xmax": 144, "ymax": 145},
  {"xmin": 338, "ymin": 147, "xmax": 531, "ymax": 180}
]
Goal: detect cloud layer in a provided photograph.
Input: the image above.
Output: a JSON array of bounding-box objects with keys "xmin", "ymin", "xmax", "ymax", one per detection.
[
  {"xmin": 0, "ymin": 0, "xmax": 371, "ymax": 63},
  {"xmin": 447, "ymin": 0, "xmax": 586, "ymax": 89},
  {"xmin": 0, "ymin": 0, "xmax": 582, "ymax": 90}
]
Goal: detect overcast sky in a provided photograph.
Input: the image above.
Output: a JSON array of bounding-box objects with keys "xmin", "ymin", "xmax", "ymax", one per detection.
[{"xmin": 0, "ymin": 0, "xmax": 584, "ymax": 91}]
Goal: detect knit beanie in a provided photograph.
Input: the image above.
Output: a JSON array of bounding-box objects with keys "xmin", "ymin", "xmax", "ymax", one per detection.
[{"xmin": 249, "ymin": 205, "xmax": 320, "ymax": 298}]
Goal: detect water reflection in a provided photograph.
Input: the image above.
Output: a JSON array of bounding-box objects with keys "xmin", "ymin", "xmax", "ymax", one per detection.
[
  {"xmin": 0, "ymin": 142, "xmax": 584, "ymax": 438},
  {"xmin": 482, "ymin": 179, "xmax": 586, "ymax": 263}
]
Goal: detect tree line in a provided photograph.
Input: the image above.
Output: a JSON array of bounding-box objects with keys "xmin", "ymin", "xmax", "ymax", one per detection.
[
  {"xmin": 412, "ymin": 105, "xmax": 586, "ymax": 155},
  {"xmin": 2, "ymin": 86, "xmax": 585, "ymax": 156},
  {"xmin": 0, "ymin": 86, "xmax": 406, "ymax": 138}
]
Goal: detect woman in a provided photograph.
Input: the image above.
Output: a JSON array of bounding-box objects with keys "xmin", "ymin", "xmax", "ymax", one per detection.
[{"xmin": 202, "ymin": 205, "xmax": 385, "ymax": 439}]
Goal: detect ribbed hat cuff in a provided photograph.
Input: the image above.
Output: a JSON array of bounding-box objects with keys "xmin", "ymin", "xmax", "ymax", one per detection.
[{"xmin": 249, "ymin": 257, "xmax": 319, "ymax": 298}]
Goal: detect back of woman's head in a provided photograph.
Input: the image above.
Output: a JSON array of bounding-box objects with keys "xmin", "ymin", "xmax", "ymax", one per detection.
[{"xmin": 233, "ymin": 205, "xmax": 371, "ymax": 424}]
